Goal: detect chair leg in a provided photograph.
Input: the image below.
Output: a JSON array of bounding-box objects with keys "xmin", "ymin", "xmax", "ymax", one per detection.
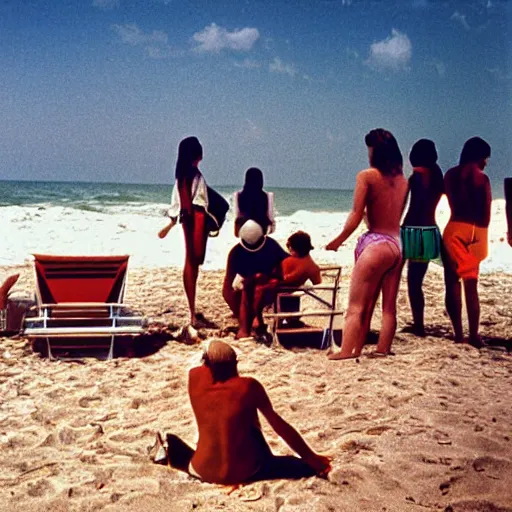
[
  {"xmin": 46, "ymin": 337, "xmax": 56, "ymax": 361},
  {"xmin": 321, "ymin": 328, "xmax": 333, "ymax": 350},
  {"xmin": 107, "ymin": 335, "xmax": 115, "ymax": 360}
]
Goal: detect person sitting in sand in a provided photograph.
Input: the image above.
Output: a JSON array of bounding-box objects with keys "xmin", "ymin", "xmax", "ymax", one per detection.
[
  {"xmin": 151, "ymin": 340, "xmax": 332, "ymax": 484},
  {"xmin": 234, "ymin": 167, "xmax": 275, "ymax": 237},
  {"xmin": 0, "ymin": 274, "xmax": 20, "ymax": 310},
  {"xmin": 505, "ymin": 178, "xmax": 512, "ymax": 247},
  {"xmin": 400, "ymin": 139, "xmax": 445, "ymax": 337},
  {"xmin": 222, "ymin": 220, "xmax": 288, "ymax": 342},
  {"xmin": 282, "ymin": 231, "xmax": 322, "ymax": 287},
  {"xmin": 326, "ymin": 128, "xmax": 408, "ymax": 360},
  {"xmin": 442, "ymin": 137, "xmax": 492, "ymax": 348}
]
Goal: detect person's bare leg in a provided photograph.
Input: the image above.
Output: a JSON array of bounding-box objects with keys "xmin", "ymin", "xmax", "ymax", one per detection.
[
  {"xmin": 237, "ymin": 280, "xmax": 254, "ymax": 338},
  {"xmin": 183, "ymin": 259, "xmax": 199, "ymax": 325},
  {"xmin": 253, "ymin": 280, "xmax": 278, "ymax": 330},
  {"xmin": 463, "ymin": 278, "xmax": 482, "ymax": 347},
  {"xmin": 407, "ymin": 261, "xmax": 428, "ymax": 335},
  {"xmin": 183, "ymin": 211, "xmax": 207, "ymax": 325},
  {"xmin": 0, "ymin": 274, "xmax": 20, "ymax": 309},
  {"xmin": 222, "ymin": 285, "xmax": 241, "ymax": 318},
  {"xmin": 375, "ymin": 255, "xmax": 403, "ymax": 355},
  {"xmin": 444, "ymin": 266, "xmax": 463, "ymax": 342},
  {"xmin": 329, "ymin": 245, "xmax": 397, "ymax": 360}
]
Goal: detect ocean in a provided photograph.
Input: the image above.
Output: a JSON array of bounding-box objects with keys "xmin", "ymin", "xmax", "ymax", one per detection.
[{"xmin": 1, "ymin": 180, "xmax": 510, "ymax": 273}]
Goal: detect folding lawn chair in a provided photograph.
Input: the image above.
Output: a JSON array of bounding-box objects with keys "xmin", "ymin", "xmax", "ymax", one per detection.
[
  {"xmin": 264, "ymin": 265, "xmax": 344, "ymax": 349},
  {"xmin": 23, "ymin": 254, "xmax": 147, "ymax": 360}
]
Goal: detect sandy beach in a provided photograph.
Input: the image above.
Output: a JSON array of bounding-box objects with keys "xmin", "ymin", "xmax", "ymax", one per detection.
[{"xmin": 1, "ymin": 262, "xmax": 511, "ymax": 512}]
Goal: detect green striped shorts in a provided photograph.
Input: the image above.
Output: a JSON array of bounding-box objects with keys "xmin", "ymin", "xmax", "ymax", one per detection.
[{"xmin": 400, "ymin": 226, "xmax": 441, "ymax": 262}]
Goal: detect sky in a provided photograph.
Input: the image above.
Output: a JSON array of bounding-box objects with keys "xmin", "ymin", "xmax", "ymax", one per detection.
[{"xmin": 1, "ymin": 0, "xmax": 510, "ymax": 190}]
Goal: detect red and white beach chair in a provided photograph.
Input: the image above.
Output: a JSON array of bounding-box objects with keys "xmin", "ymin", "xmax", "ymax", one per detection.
[{"xmin": 23, "ymin": 254, "xmax": 147, "ymax": 360}]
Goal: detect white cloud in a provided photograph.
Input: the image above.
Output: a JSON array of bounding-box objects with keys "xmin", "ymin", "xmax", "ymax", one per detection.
[
  {"xmin": 234, "ymin": 58, "xmax": 261, "ymax": 69},
  {"xmin": 269, "ymin": 57, "xmax": 297, "ymax": 77},
  {"xmin": 112, "ymin": 23, "xmax": 176, "ymax": 59},
  {"xmin": 92, "ymin": 0, "xmax": 119, "ymax": 10},
  {"xmin": 451, "ymin": 11, "xmax": 470, "ymax": 30},
  {"xmin": 365, "ymin": 29, "xmax": 412, "ymax": 71},
  {"xmin": 192, "ymin": 23, "xmax": 260, "ymax": 53}
]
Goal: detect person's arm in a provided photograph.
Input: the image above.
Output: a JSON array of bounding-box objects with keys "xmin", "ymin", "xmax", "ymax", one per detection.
[
  {"xmin": 252, "ymin": 379, "xmax": 332, "ymax": 476},
  {"xmin": 326, "ymin": 171, "xmax": 368, "ymax": 251},
  {"xmin": 483, "ymin": 174, "xmax": 492, "ymax": 228},
  {"xmin": 505, "ymin": 178, "xmax": 512, "ymax": 246},
  {"xmin": 178, "ymin": 176, "xmax": 194, "ymax": 223},
  {"xmin": 310, "ymin": 265, "xmax": 322, "ymax": 285},
  {"xmin": 281, "ymin": 258, "xmax": 303, "ymax": 285},
  {"xmin": 222, "ymin": 250, "xmax": 238, "ymax": 296}
]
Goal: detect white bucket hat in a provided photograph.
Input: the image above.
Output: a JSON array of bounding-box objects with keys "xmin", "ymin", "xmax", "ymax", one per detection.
[{"xmin": 239, "ymin": 220, "xmax": 265, "ymax": 252}]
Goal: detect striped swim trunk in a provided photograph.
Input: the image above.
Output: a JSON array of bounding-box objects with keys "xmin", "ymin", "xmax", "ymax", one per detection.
[{"xmin": 400, "ymin": 226, "xmax": 441, "ymax": 262}]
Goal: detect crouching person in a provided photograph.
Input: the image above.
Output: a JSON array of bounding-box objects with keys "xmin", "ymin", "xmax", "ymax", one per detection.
[
  {"xmin": 151, "ymin": 340, "xmax": 332, "ymax": 484},
  {"xmin": 222, "ymin": 220, "xmax": 289, "ymax": 342}
]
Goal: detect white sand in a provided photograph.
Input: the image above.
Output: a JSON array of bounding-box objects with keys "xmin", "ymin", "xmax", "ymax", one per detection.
[{"xmin": 0, "ymin": 263, "xmax": 511, "ymax": 512}]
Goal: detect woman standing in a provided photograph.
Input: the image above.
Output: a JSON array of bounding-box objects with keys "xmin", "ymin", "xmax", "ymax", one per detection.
[
  {"xmin": 326, "ymin": 129, "xmax": 408, "ymax": 359},
  {"xmin": 401, "ymin": 139, "xmax": 444, "ymax": 336},
  {"xmin": 167, "ymin": 136, "xmax": 210, "ymax": 333}
]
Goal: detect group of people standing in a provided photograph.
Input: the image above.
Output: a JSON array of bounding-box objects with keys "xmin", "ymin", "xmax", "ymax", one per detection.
[
  {"xmin": 327, "ymin": 131, "xmax": 495, "ymax": 359},
  {"xmin": 165, "ymin": 131, "xmax": 508, "ymax": 359}
]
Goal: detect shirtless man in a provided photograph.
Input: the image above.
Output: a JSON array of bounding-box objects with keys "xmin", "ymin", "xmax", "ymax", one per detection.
[
  {"xmin": 326, "ymin": 129, "xmax": 408, "ymax": 359},
  {"xmin": 154, "ymin": 340, "xmax": 332, "ymax": 484},
  {"xmin": 222, "ymin": 220, "xmax": 288, "ymax": 341},
  {"xmin": 282, "ymin": 231, "xmax": 322, "ymax": 286},
  {"xmin": 442, "ymin": 137, "xmax": 492, "ymax": 347},
  {"xmin": 505, "ymin": 178, "xmax": 512, "ymax": 247}
]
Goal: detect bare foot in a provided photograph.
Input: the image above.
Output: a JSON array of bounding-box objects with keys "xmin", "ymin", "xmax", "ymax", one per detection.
[
  {"xmin": 328, "ymin": 351, "xmax": 359, "ymax": 361},
  {"xmin": 467, "ymin": 335, "xmax": 484, "ymax": 349},
  {"xmin": 367, "ymin": 351, "xmax": 395, "ymax": 358},
  {"xmin": 235, "ymin": 329, "xmax": 251, "ymax": 340}
]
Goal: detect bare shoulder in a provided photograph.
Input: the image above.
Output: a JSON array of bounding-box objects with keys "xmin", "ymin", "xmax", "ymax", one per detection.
[
  {"xmin": 475, "ymin": 172, "xmax": 490, "ymax": 186},
  {"xmin": 243, "ymin": 376, "xmax": 266, "ymax": 397},
  {"xmin": 358, "ymin": 168, "xmax": 378, "ymax": 181},
  {"xmin": 444, "ymin": 166, "xmax": 458, "ymax": 181}
]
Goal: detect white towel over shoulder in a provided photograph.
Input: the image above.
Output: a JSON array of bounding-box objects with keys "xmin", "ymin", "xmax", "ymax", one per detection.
[{"xmin": 167, "ymin": 174, "xmax": 208, "ymax": 219}]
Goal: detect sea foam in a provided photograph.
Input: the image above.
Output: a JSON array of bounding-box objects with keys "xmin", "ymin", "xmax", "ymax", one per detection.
[{"xmin": 1, "ymin": 198, "xmax": 511, "ymax": 273}]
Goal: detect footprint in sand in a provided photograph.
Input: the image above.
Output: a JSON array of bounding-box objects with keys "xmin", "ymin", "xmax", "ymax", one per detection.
[{"xmin": 78, "ymin": 396, "xmax": 102, "ymax": 408}]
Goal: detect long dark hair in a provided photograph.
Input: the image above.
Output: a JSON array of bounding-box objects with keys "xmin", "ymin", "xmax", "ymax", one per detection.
[
  {"xmin": 409, "ymin": 138, "xmax": 444, "ymax": 192},
  {"xmin": 365, "ymin": 128, "xmax": 403, "ymax": 176},
  {"xmin": 238, "ymin": 167, "xmax": 270, "ymax": 230},
  {"xmin": 175, "ymin": 136, "xmax": 203, "ymax": 181},
  {"xmin": 459, "ymin": 137, "xmax": 491, "ymax": 166}
]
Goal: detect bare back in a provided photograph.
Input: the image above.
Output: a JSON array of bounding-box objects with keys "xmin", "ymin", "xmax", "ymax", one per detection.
[
  {"xmin": 445, "ymin": 165, "xmax": 491, "ymax": 228},
  {"xmin": 362, "ymin": 168, "xmax": 409, "ymax": 237},
  {"xmin": 188, "ymin": 366, "xmax": 269, "ymax": 484}
]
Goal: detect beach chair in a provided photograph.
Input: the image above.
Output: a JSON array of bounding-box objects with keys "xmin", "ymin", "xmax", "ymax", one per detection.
[
  {"xmin": 264, "ymin": 265, "xmax": 344, "ymax": 349},
  {"xmin": 23, "ymin": 254, "xmax": 147, "ymax": 360}
]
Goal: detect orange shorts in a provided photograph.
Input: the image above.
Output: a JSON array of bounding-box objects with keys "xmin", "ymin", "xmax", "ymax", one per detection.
[{"xmin": 443, "ymin": 221, "xmax": 488, "ymax": 280}]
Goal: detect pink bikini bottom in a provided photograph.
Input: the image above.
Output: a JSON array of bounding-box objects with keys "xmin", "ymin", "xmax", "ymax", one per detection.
[{"xmin": 354, "ymin": 231, "xmax": 402, "ymax": 263}]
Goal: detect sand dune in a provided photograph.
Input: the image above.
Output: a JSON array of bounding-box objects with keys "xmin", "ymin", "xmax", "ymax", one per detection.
[{"xmin": 1, "ymin": 263, "xmax": 511, "ymax": 512}]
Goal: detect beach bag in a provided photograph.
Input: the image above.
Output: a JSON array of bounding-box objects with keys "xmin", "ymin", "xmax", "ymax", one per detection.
[{"xmin": 206, "ymin": 186, "xmax": 230, "ymax": 237}]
